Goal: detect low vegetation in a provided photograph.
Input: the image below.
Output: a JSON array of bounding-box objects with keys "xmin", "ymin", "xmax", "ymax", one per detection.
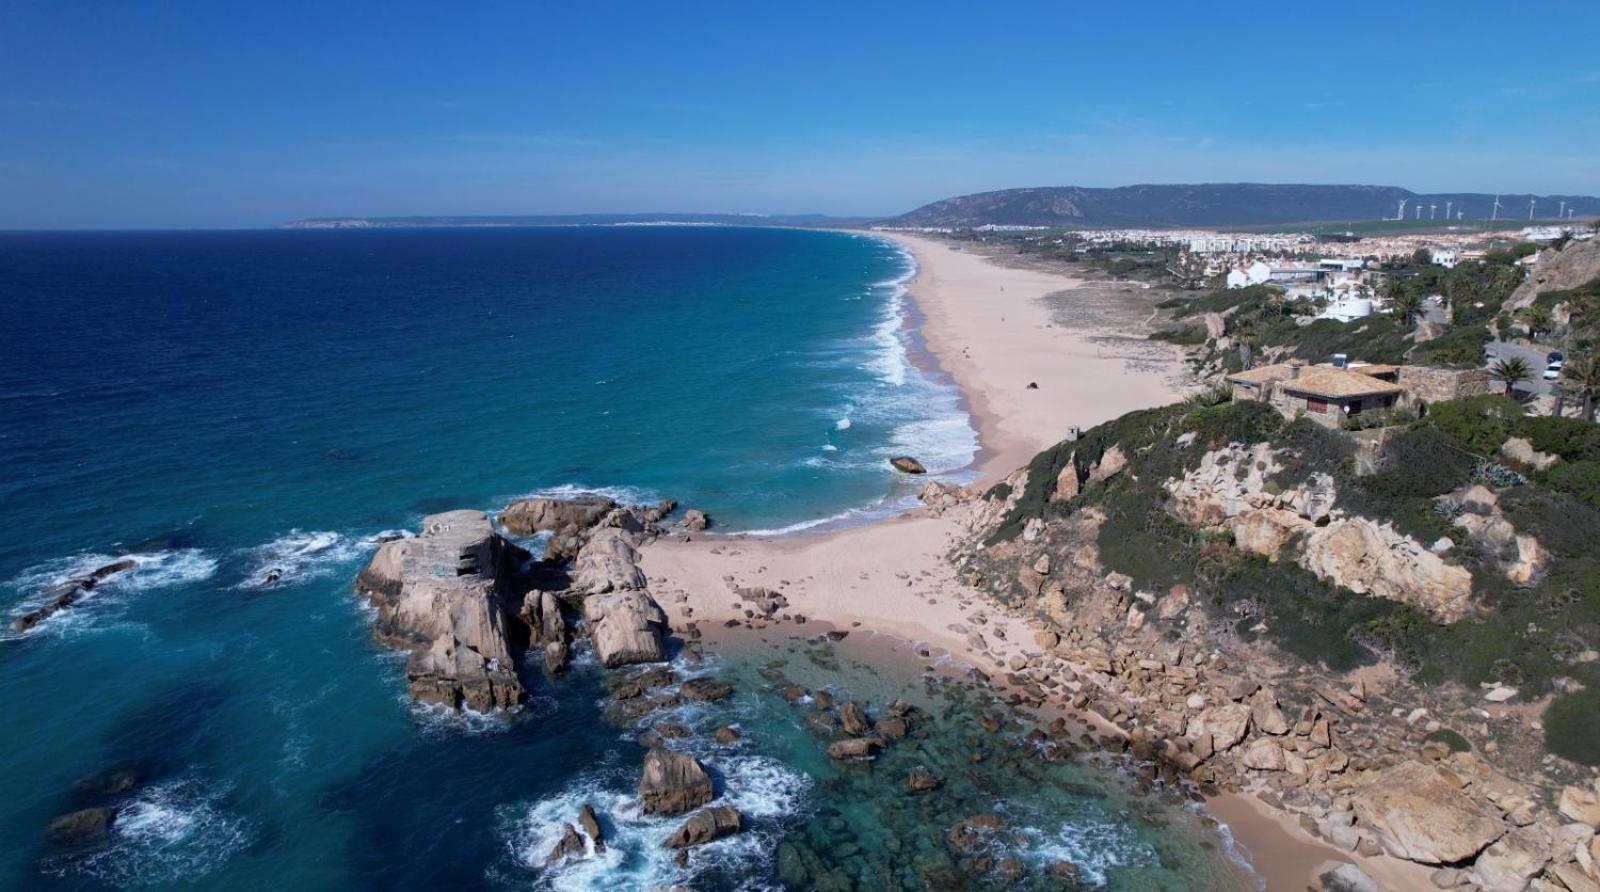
[{"xmin": 987, "ymin": 394, "xmax": 1600, "ymax": 763}]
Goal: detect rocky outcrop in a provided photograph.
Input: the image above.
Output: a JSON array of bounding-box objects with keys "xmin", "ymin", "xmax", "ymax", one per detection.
[
  {"xmin": 571, "ymin": 529, "xmax": 648, "ymax": 593},
  {"xmin": 1299, "ymin": 518, "xmax": 1475, "ymax": 622},
  {"xmin": 498, "ymin": 495, "xmax": 616, "ymax": 536},
  {"xmin": 1500, "ymin": 437, "xmax": 1560, "ymax": 472},
  {"xmin": 681, "ymin": 509, "xmax": 710, "ymax": 532},
  {"xmin": 663, "ymin": 805, "xmax": 742, "ymax": 848},
  {"xmin": 890, "ymin": 456, "xmax": 926, "ymax": 474},
  {"xmin": 1509, "ymin": 237, "xmax": 1600, "ymax": 310},
  {"xmin": 11, "ymin": 558, "xmax": 137, "ymax": 632},
  {"xmin": 1450, "ymin": 484, "xmax": 1549, "ymax": 587},
  {"xmin": 638, "ymin": 749, "xmax": 713, "ymax": 816},
  {"xmin": 46, "ymin": 807, "xmax": 116, "ymax": 846},
  {"xmin": 1350, "ymin": 762, "xmax": 1505, "ymax": 864},
  {"xmin": 356, "ymin": 510, "xmax": 530, "ymax": 711},
  {"xmin": 521, "ymin": 589, "xmax": 569, "ymax": 674},
  {"xmin": 585, "ymin": 590, "xmax": 668, "ymax": 667}
]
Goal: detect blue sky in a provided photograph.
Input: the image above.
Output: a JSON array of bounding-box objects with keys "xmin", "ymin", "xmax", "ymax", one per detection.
[{"xmin": 2, "ymin": 1, "xmax": 1597, "ymax": 228}]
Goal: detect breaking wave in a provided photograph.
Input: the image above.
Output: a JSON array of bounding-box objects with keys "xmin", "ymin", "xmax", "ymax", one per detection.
[{"xmin": 40, "ymin": 778, "xmax": 253, "ymax": 885}]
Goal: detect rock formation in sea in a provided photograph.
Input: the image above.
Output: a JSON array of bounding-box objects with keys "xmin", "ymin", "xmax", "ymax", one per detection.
[
  {"xmin": 356, "ymin": 510, "xmax": 530, "ymax": 711},
  {"xmin": 11, "ymin": 558, "xmax": 137, "ymax": 632},
  {"xmin": 355, "ymin": 494, "xmax": 680, "ymax": 711}
]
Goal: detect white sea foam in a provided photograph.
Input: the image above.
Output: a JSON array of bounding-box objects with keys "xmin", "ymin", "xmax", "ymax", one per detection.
[
  {"xmin": 4, "ymin": 548, "xmax": 219, "ymax": 637},
  {"xmin": 40, "ymin": 778, "xmax": 253, "ymax": 885},
  {"xmin": 500, "ymin": 753, "xmax": 809, "ymax": 891},
  {"xmin": 235, "ymin": 530, "xmax": 373, "ymax": 589},
  {"xmin": 834, "ymin": 417, "xmax": 851, "ymax": 431},
  {"xmin": 1015, "ymin": 811, "xmax": 1158, "ymax": 887}
]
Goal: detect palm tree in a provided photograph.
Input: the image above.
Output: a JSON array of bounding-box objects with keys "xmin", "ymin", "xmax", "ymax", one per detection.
[
  {"xmin": 1490, "ymin": 356, "xmax": 1533, "ymax": 397},
  {"xmin": 1563, "ymin": 354, "xmax": 1600, "ymax": 421},
  {"xmin": 1390, "ymin": 291, "xmax": 1425, "ymax": 327},
  {"xmin": 1524, "ymin": 304, "xmax": 1553, "ymax": 339}
]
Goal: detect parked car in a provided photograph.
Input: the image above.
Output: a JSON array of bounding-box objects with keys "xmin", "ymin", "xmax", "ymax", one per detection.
[
  {"xmin": 1547, "ymin": 351, "xmax": 1565, "ymax": 365},
  {"xmin": 1543, "ymin": 362, "xmax": 1563, "ymax": 381}
]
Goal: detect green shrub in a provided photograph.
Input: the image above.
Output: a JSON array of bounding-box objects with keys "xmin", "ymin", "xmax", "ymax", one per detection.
[
  {"xmin": 1518, "ymin": 416, "xmax": 1600, "ymax": 461},
  {"xmin": 1544, "ymin": 688, "xmax": 1600, "ymax": 766},
  {"xmin": 1543, "ymin": 461, "xmax": 1600, "ymax": 507},
  {"xmin": 1411, "ymin": 324, "xmax": 1491, "ymax": 368},
  {"xmin": 1424, "ymin": 728, "xmax": 1472, "ymax": 752},
  {"xmin": 1149, "ymin": 325, "xmax": 1208, "ymax": 346},
  {"xmin": 1360, "ymin": 428, "xmax": 1477, "ymax": 498},
  {"xmin": 1424, "ymin": 394, "xmax": 1525, "ymax": 456}
]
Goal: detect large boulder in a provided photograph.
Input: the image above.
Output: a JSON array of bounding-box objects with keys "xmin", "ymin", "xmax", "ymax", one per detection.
[
  {"xmin": 497, "ymin": 495, "xmax": 616, "ymax": 536},
  {"xmin": 889, "ymin": 456, "xmax": 926, "ymax": 474},
  {"xmin": 638, "ymin": 749, "xmax": 713, "ymax": 816},
  {"xmin": 1509, "ymin": 237, "xmax": 1600, "ymax": 310},
  {"xmin": 571, "ymin": 529, "xmax": 648, "ymax": 593},
  {"xmin": 355, "ymin": 510, "xmax": 530, "ymax": 710},
  {"xmin": 1188, "ymin": 702, "xmax": 1252, "ymax": 753},
  {"xmin": 1468, "ymin": 824, "xmax": 1552, "ymax": 892},
  {"xmin": 585, "ymin": 590, "xmax": 669, "ymax": 667},
  {"xmin": 11, "ymin": 558, "xmax": 138, "ymax": 632},
  {"xmin": 1312, "ymin": 861, "xmax": 1383, "ymax": 892},
  {"xmin": 1299, "ymin": 518, "xmax": 1474, "ymax": 622},
  {"xmin": 1350, "ymin": 762, "xmax": 1506, "ymax": 864},
  {"xmin": 663, "ymin": 806, "xmax": 742, "ymax": 848}
]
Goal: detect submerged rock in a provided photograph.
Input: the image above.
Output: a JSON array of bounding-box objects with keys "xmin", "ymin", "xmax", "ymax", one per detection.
[
  {"xmin": 680, "ymin": 677, "xmax": 733, "ymax": 702},
  {"xmin": 663, "ymin": 805, "xmax": 742, "ymax": 848},
  {"xmin": 826, "ymin": 737, "xmax": 884, "ymax": 760},
  {"xmin": 46, "ymin": 807, "xmax": 115, "ymax": 846},
  {"xmin": 356, "ymin": 510, "xmax": 530, "ymax": 711},
  {"xmin": 638, "ymin": 749, "xmax": 713, "ymax": 816},
  {"xmin": 11, "ymin": 558, "xmax": 137, "ymax": 632}
]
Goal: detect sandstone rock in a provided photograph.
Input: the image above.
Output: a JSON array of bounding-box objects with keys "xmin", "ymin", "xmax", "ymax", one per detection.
[
  {"xmin": 1189, "ymin": 702, "xmax": 1252, "ymax": 753},
  {"xmin": 357, "ymin": 510, "xmax": 529, "ymax": 710},
  {"xmin": 1105, "ymin": 572, "xmax": 1133, "ymax": 592},
  {"xmin": 1350, "ymin": 762, "xmax": 1506, "ymax": 864},
  {"xmin": 714, "ymin": 725, "xmax": 741, "ymax": 744},
  {"xmin": 1501, "ymin": 437, "xmax": 1560, "ymax": 472},
  {"xmin": 664, "ymin": 805, "xmax": 741, "ymax": 848},
  {"xmin": 1251, "ymin": 687, "xmax": 1290, "ymax": 735},
  {"xmin": 1241, "ymin": 737, "xmax": 1288, "ymax": 771},
  {"xmin": 585, "ymin": 590, "xmax": 669, "ymax": 668},
  {"xmin": 571, "ymin": 529, "xmax": 648, "ymax": 593},
  {"xmin": 1230, "ymin": 509, "xmax": 1304, "ymax": 559},
  {"xmin": 638, "ymin": 749, "xmax": 713, "ymax": 816},
  {"xmin": 681, "ymin": 509, "xmax": 710, "ymax": 532},
  {"xmin": 1313, "ymin": 860, "xmax": 1383, "ymax": 892},
  {"xmin": 918, "ymin": 481, "xmax": 972, "ymax": 514},
  {"xmin": 1299, "ymin": 517, "xmax": 1474, "ymax": 623},
  {"xmin": 1509, "ymin": 236, "xmax": 1600, "ymax": 310},
  {"xmin": 1469, "ymin": 823, "xmax": 1552, "ymax": 892},
  {"xmin": 1053, "ymin": 456, "xmax": 1081, "ymax": 501},
  {"xmin": 1090, "ymin": 445, "xmax": 1127, "ymax": 482},
  {"xmin": 498, "ymin": 496, "xmax": 616, "ymax": 536},
  {"xmin": 1560, "ymin": 784, "xmax": 1600, "ymax": 828}
]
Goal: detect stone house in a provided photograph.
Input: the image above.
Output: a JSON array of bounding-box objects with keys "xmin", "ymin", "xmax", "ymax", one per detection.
[{"xmin": 1226, "ymin": 360, "xmax": 1402, "ymax": 428}]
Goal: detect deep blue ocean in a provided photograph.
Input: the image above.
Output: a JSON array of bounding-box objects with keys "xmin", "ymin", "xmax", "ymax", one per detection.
[{"xmin": 0, "ymin": 226, "xmax": 1253, "ymax": 890}]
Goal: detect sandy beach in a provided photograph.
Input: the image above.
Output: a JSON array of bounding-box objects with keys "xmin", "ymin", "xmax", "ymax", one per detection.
[{"xmin": 638, "ymin": 232, "xmax": 1403, "ymax": 888}]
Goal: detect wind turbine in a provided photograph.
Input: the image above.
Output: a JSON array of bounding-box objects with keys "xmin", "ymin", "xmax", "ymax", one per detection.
[
  {"xmin": 1445, "ymin": 201, "xmax": 1453, "ymax": 219},
  {"xmin": 1430, "ymin": 204, "xmax": 1437, "ymax": 220},
  {"xmin": 1559, "ymin": 200, "xmax": 1566, "ymax": 218},
  {"xmin": 1415, "ymin": 204, "xmax": 1422, "ymax": 221},
  {"xmin": 1491, "ymin": 194, "xmax": 1503, "ymax": 222},
  {"xmin": 1529, "ymin": 198, "xmax": 1536, "ymax": 221},
  {"xmin": 1394, "ymin": 199, "xmax": 1407, "ymax": 221}
]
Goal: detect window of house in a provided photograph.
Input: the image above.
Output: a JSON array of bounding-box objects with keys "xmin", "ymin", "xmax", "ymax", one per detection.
[{"xmin": 1306, "ymin": 397, "xmax": 1328, "ymax": 414}]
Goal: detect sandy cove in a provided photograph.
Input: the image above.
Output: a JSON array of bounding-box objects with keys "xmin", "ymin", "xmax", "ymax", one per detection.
[{"xmin": 639, "ymin": 232, "xmax": 1418, "ymax": 889}]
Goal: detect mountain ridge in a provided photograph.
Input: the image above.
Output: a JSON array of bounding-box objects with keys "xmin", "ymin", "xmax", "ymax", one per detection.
[{"xmin": 885, "ymin": 183, "xmax": 1599, "ymax": 229}]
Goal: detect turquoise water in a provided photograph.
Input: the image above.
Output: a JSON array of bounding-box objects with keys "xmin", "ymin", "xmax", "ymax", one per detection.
[{"xmin": 0, "ymin": 226, "xmax": 1248, "ymax": 889}]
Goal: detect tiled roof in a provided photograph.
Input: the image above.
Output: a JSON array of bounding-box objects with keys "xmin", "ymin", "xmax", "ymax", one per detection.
[{"xmin": 1227, "ymin": 363, "xmax": 1403, "ymax": 399}]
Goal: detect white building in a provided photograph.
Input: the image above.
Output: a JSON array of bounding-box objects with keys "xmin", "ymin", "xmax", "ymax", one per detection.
[
  {"xmin": 1432, "ymin": 250, "xmax": 1458, "ymax": 269},
  {"xmin": 1318, "ymin": 297, "xmax": 1374, "ymax": 323},
  {"xmin": 1226, "ymin": 260, "xmax": 1274, "ymax": 289}
]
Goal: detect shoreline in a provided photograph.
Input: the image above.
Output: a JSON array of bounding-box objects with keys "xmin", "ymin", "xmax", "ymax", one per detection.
[{"xmin": 639, "ymin": 233, "xmax": 1398, "ymax": 885}]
